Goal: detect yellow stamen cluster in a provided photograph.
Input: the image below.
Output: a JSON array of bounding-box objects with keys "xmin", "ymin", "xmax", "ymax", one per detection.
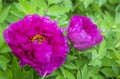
[{"xmin": 31, "ymin": 34, "xmax": 45, "ymax": 44}]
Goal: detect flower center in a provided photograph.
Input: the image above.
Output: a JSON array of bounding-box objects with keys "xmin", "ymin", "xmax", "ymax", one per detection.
[{"xmin": 31, "ymin": 34, "xmax": 45, "ymax": 44}]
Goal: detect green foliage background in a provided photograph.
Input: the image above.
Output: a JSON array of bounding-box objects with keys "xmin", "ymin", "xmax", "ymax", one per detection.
[{"xmin": 0, "ymin": 0, "xmax": 120, "ymax": 79}]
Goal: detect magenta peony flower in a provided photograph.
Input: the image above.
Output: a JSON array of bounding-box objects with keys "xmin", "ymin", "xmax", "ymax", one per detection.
[
  {"xmin": 67, "ymin": 15, "xmax": 103, "ymax": 50},
  {"xmin": 3, "ymin": 14, "xmax": 69, "ymax": 76}
]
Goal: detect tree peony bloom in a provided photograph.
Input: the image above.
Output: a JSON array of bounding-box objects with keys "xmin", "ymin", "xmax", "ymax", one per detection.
[
  {"xmin": 67, "ymin": 15, "xmax": 103, "ymax": 50},
  {"xmin": 3, "ymin": 14, "xmax": 69, "ymax": 76}
]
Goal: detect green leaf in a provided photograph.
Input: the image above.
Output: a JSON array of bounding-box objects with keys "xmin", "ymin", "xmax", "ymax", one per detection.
[
  {"xmin": 81, "ymin": 0, "xmax": 93, "ymax": 8},
  {"xmin": 109, "ymin": 0, "xmax": 118, "ymax": 4},
  {"xmin": 60, "ymin": 67, "xmax": 66, "ymax": 79},
  {"xmin": 116, "ymin": 41, "xmax": 120, "ymax": 48},
  {"xmin": 67, "ymin": 55, "xmax": 77, "ymax": 61},
  {"xmin": 55, "ymin": 75, "xmax": 64, "ymax": 79},
  {"xmin": 48, "ymin": 70, "xmax": 60, "ymax": 77},
  {"xmin": 37, "ymin": 8, "xmax": 45, "ymax": 16},
  {"xmin": 92, "ymin": 75, "xmax": 104, "ymax": 79},
  {"xmin": 101, "ymin": 67, "xmax": 115, "ymax": 77},
  {"xmin": 103, "ymin": 12, "xmax": 114, "ymax": 28},
  {"xmin": 75, "ymin": 55, "xmax": 89, "ymax": 69},
  {"xmin": 115, "ymin": 12, "xmax": 120, "ymax": 29},
  {"xmin": 14, "ymin": 3, "xmax": 28, "ymax": 14},
  {"xmin": 64, "ymin": 0, "xmax": 73, "ymax": 11},
  {"xmin": 81, "ymin": 65, "xmax": 89, "ymax": 79},
  {"xmin": 0, "ymin": 70, "xmax": 7, "ymax": 79},
  {"xmin": 37, "ymin": 0, "xmax": 47, "ymax": 8},
  {"xmin": 47, "ymin": 5, "xmax": 68, "ymax": 16},
  {"xmin": 19, "ymin": 0, "xmax": 37, "ymax": 14},
  {"xmin": 6, "ymin": 68, "xmax": 13, "ymax": 79},
  {"xmin": 112, "ymin": 64, "xmax": 119, "ymax": 75},
  {"xmin": 89, "ymin": 59, "xmax": 102, "ymax": 67},
  {"xmin": 102, "ymin": 57, "xmax": 117, "ymax": 66},
  {"xmin": 10, "ymin": 56, "xmax": 34, "ymax": 79},
  {"xmin": 19, "ymin": 0, "xmax": 31, "ymax": 12},
  {"xmin": 10, "ymin": 10, "xmax": 24, "ymax": 19},
  {"xmin": 0, "ymin": 43, "xmax": 11, "ymax": 53},
  {"xmin": 98, "ymin": 40, "xmax": 106, "ymax": 59},
  {"xmin": 31, "ymin": 0, "xmax": 37, "ymax": 13},
  {"xmin": 62, "ymin": 62, "xmax": 77, "ymax": 70},
  {"xmin": 94, "ymin": 0, "xmax": 107, "ymax": 7},
  {"xmin": 0, "ymin": 47, "xmax": 11, "ymax": 53},
  {"xmin": 48, "ymin": 0, "xmax": 60, "ymax": 5},
  {"xmin": 0, "ymin": 55, "xmax": 9, "ymax": 71},
  {"xmin": 65, "ymin": 69, "xmax": 75, "ymax": 79},
  {"xmin": 6, "ymin": 14, "xmax": 19, "ymax": 23},
  {"xmin": 37, "ymin": 0, "xmax": 47, "ymax": 15},
  {"xmin": 0, "ymin": 0, "xmax": 2, "ymax": 12},
  {"xmin": 88, "ymin": 66, "xmax": 100, "ymax": 76},
  {"xmin": 57, "ymin": 15, "xmax": 68, "ymax": 26},
  {"xmin": 91, "ymin": 49, "xmax": 98, "ymax": 60},
  {"xmin": 77, "ymin": 71, "xmax": 81, "ymax": 79},
  {"xmin": 0, "ymin": 6, "xmax": 11, "ymax": 23},
  {"xmin": 0, "ymin": 26, "xmax": 4, "ymax": 48}
]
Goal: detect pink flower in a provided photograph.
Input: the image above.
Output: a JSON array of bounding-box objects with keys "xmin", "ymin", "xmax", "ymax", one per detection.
[
  {"xmin": 3, "ymin": 14, "xmax": 69, "ymax": 76},
  {"xmin": 67, "ymin": 15, "xmax": 103, "ymax": 50}
]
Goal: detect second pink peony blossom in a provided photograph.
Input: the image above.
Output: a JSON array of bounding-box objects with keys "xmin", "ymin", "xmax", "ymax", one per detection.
[{"xmin": 67, "ymin": 15, "xmax": 103, "ymax": 50}]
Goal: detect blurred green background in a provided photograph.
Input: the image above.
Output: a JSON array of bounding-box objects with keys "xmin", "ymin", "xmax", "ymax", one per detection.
[{"xmin": 0, "ymin": 0, "xmax": 120, "ymax": 79}]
